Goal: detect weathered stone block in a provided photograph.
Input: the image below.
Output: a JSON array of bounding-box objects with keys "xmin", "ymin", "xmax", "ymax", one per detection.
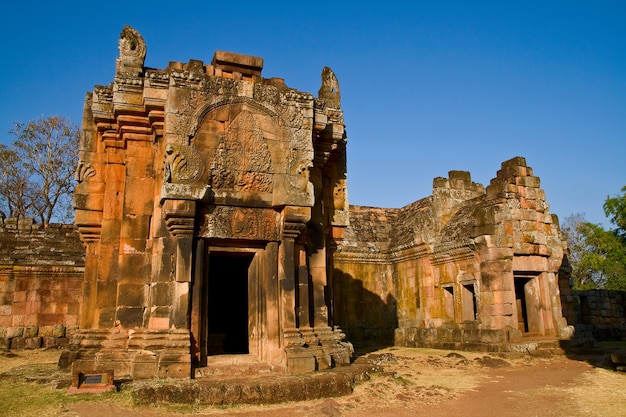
[
  {"xmin": 5, "ymin": 326, "xmax": 23, "ymax": 338},
  {"xmin": 116, "ymin": 307, "xmax": 145, "ymax": 328},
  {"xmin": 24, "ymin": 337, "xmax": 42, "ymax": 349},
  {"xmin": 22, "ymin": 326, "xmax": 38, "ymax": 338},
  {"xmin": 10, "ymin": 337, "xmax": 26, "ymax": 349},
  {"xmin": 117, "ymin": 283, "xmax": 147, "ymax": 306},
  {"xmin": 287, "ymin": 353, "xmax": 316, "ymax": 373}
]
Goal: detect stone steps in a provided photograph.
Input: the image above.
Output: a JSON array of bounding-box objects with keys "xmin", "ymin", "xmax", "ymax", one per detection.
[
  {"xmin": 136, "ymin": 362, "xmax": 380, "ymax": 406},
  {"xmin": 194, "ymin": 362, "xmax": 279, "ymax": 378},
  {"xmin": 194, "ymin": 354, "xmax": 286, "ymax": 378}
]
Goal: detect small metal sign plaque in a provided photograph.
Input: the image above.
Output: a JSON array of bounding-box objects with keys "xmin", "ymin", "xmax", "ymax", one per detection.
[
  {"xmin": 67, "ymin": 370, "xmax": 115, "ymax": 394},
  {"xmin": 80, "ymin": 373, "xmax": 108, "ymax": 386}
]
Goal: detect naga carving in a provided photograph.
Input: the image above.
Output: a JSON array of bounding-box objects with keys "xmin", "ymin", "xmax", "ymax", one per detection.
[
  {"xmin": 163, "ymin": 144, "xmax": 204, "ymax": 184},
  {"xmin": 75, "ymin": 162, "xmax": 96, "ymax": 183},
  {"xmin": 318, "ymin": 67, "xmax": 341, "ymax": 108},
  {"xmin": 116, "ymin": 25, "xmax": 146, "ymax": 76}
]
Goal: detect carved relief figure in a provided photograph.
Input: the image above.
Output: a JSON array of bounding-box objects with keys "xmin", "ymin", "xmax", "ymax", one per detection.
[
  {"xmin": 209, "ymin": 110, "xmax": 273, "ymax": 192},
  {"xmin": 333, "ymin": 179, "xmax": 347, "ymax": 210}
]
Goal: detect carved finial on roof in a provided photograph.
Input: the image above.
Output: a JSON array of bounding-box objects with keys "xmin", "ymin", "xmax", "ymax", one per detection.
[
  {"xmin": 115, "ymin": 25, "xmax": 146, "ymax": 76},
  {"xmin": 318, "ymin": 67, "xmax": 341, "ymax": 108}
]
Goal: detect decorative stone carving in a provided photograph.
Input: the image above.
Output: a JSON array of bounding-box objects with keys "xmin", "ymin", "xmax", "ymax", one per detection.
[
  {"xmin": 209, "ymin": 111, "xmax": 273, "ymax": 192},
  {"xmin": 287, "ymin": 159, "xmax": 313, "ymax": 193},
  {"xmin": 116, "ymin": 25, "xmax": 146, "ymax": 77},
  {"xmin": 198, "ymin": 206, "xmax": 280, "ymax": 241},
  {"xmin": 333, "ymin": 179, "xmax": 347, "ymax": 211},
  {"xmin": 75, "ymin": 162, "xmax": 95, "ymax": 183},
  {"xmin": 318, "ymin": 67, "xmax": 341, "ymax": 109},
  {"xmin": 163, "ymin": 144, "xmax": 204, "ymax": 184}
]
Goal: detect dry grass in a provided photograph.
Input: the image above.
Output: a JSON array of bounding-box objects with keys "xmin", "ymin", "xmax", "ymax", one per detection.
[
  {"xmin": 558, "ymin": 367, "xmax": 626, "ymax": 417},
  {"xmin": 1, "ymin": 347, "xmax": 626, "ymax": 417}
]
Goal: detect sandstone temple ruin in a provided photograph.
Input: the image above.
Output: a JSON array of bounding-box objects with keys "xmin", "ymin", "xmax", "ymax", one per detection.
[{"xmin": 2, "ymin": 26, "xmax": 589, "ymax": 380}]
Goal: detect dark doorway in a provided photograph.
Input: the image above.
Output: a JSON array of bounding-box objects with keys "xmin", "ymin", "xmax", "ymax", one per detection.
[
  {"xmin": 514, "ymin": 277, "xmax": 531, "ymax": 333},
  {"xmin": 207, "ymin": 252, "xmax": 253, "ymax": 355}
]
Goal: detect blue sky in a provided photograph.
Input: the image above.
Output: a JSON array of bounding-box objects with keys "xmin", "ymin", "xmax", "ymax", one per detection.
[{"xmin": 1, "ymin": 1, "xmax": 624, "ymax": 227}]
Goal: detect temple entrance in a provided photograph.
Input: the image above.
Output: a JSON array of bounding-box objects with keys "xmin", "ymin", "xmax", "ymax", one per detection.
[
  {"xmin": 514, "ymin": 273, "xmax": 545, "ymax": 335},
  {"xmin": 206, "ymin": 252, "xmax": 253, "ymax": 355}
]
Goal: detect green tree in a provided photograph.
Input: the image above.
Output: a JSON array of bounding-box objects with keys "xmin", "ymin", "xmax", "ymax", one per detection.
[
  {"xmin": 0, "ymin": 116, "xmax": 79, "ymax": 225},
  {"xmin": 562, "ymin": 186, "xmax": 626, "ymax": 291},
  {"xmin": 603, "ymin": 185, "xmax": 626, "ymax": 242}
]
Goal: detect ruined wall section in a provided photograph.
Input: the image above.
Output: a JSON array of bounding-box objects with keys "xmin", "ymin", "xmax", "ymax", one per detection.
[
  {"xmin": 333, "ymin": 206, "xmax": 398, "ymax": 347},
  {"xmin": 0, "ymin": 218, "xmax": 84, "ymax": 349},
  {"xmin": 575, "ymin": 290, "xmax": 626, "ymax": 340},
  {"xmin": 336, "ymin": 157, "xmax": 570, "ymax": 349},
  {"xmin": 470, "ymin": 156, "xmax": 568, "ymax": 339}
]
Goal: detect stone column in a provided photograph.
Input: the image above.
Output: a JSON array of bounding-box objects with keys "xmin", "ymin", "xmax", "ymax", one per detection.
[
  {"xmin": 163, "ymin": 199, "xmax": 196, "ymax": 329},
  {"xmin": 259, "ymin": 241, "xmax": 281, "ymax": 363},
  {"xmin": 296, "ymin": 246, "xmax": 311, "ymax": 329},
  {"xmin": 281, "ymin": 221, "xmax": 319, "ymax": 372},
  {"xmin": 280, "ymin": 221, "xmax": 303, "ymax": 333},
  {"xmin": 309, "ymin": 246, "xmax": 329, "ymax": 327},
  {"xmin": 190, "ymin": 239, "xmax": 205, "ymax": 364}
]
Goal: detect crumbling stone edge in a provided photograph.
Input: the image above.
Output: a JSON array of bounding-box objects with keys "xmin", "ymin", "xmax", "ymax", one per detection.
[{"xmin": 131, "ymin": 361, "xmax": 381, "ymax": 406}]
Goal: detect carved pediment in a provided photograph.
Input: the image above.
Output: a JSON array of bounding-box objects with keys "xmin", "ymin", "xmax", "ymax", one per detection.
[{"xmin": 209, "ymin": 110, "xmax": 273, "ymax": 193}]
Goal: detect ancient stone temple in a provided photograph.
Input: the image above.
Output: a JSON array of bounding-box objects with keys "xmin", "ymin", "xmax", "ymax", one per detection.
[
  {"xmin": 334, "ymin": 158, "xmax": 572, "ymax": 350},
  {"xmin": 62, "ymin": 26, "xmax": 574, "ymax": 380},
  {"xmin": 66, "ymin": 26, "xmax": 352, "ymax": 379}
]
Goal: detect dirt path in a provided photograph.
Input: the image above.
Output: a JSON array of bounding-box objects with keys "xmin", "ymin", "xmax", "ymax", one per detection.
[
  {"xmin": 406, "ymin": 356, "xmax": 592, "ymax": 417},
  {"xmin": 3, "ymin": 348, "xmax": 625, "ymax": 417}
]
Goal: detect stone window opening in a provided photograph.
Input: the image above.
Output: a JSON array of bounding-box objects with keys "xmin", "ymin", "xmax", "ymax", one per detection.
[
  {"xmin": 443, "ymin": 286, "xmax": 455, "ymax": 321},
  {"xmin": 461, "ymin": 282, "xmax": 477, "ymax": 322}
]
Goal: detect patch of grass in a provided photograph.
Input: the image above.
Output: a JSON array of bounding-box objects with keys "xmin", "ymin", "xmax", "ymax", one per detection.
[{"xmin": 0, "ymin": 378, "xmax": 136, "ymax": 417}]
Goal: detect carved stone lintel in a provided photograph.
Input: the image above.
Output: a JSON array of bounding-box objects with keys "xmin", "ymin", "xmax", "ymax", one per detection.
[
  {"xmin": 198, "ymin": 206, "xmax": 280, "ymax": 241},
  {"xmin": 161, "ymin": 183, "xmax": 211, "ymax": 204}
]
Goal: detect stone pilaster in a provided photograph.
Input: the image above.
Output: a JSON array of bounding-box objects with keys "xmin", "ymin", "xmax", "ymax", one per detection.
[{"xmin": 163, "ymin": 199, "xmax": 196, "ymax": 329}]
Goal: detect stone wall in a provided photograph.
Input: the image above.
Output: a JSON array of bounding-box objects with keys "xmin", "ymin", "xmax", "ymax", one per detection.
[
  {"xmin": 572, "ymin": 289, "xmax": 626, "ymax": 341},
  {"xmin": 335, "ymin": 157, "xmax": 571, "ymax": 350},
  {"xmin": 0, "ymin": 217, "xmax": 85, "ymax": 349}
]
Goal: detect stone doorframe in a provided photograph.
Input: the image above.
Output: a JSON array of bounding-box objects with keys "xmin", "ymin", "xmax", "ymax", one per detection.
[
  {"xmin": 190, "ymin": 240, "xmax": 283, "ymax": 370},
  {"xmin": 513, "ymin": 271, "xmax": 551, "ymax": 336}
]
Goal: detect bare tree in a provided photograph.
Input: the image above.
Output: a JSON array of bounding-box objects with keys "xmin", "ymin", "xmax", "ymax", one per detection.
[
  {"xmin": 0, "ymin": 144, "xmax": 32, "ymax": 219},
  {"xmin": 1, "ymin": 116, "xmax": 79, "ymax": 225}
]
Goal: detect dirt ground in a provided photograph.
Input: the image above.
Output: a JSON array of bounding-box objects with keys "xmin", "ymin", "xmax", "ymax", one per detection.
[{"xmin": 2, "ymin": 347, "xmax": 625, "ymax": 417}]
